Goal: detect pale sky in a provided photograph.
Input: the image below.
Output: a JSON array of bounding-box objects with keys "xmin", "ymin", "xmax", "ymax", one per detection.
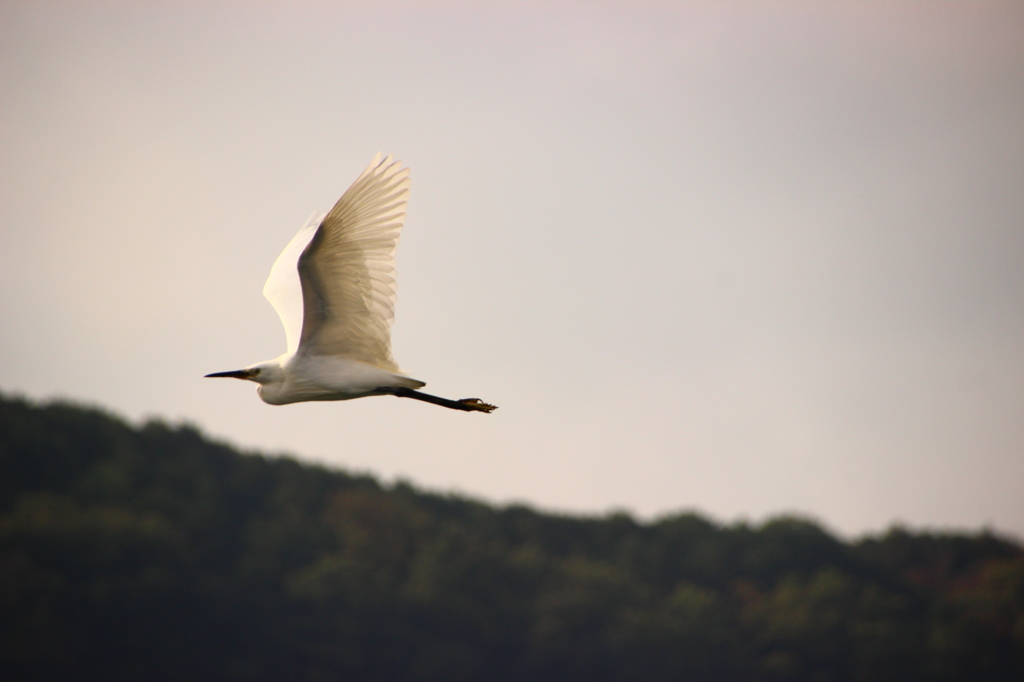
[{"xmin": 2, "ymin": 1, "xmax": 1022, "ymax": 538}]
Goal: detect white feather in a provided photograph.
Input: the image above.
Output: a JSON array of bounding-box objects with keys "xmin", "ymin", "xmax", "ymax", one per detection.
[
  {"xmin": 263, "ymin": 211, "xmax": 323, "ymax": 354},
  {"xmin": 295, "ymin": 153, "xmax": 410, "ymax": 371}
]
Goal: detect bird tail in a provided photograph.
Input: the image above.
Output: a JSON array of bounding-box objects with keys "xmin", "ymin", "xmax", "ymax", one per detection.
[{"xmin": 394, "ymin": 374, "xmax": 427, "ymax": 389}]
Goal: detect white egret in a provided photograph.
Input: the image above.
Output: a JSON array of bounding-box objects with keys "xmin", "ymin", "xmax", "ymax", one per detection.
[{"xmin": 206, "ymin": 154, "xmax": 496, "ymax": 413}]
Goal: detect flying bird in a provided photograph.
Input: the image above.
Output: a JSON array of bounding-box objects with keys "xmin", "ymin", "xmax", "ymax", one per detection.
[{"xmin": 205, "ymin": 154, "xmax": 496, "ymax": 413}]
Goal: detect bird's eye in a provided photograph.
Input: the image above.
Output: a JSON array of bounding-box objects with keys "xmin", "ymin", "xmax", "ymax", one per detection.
[{"xmin": 251, "ymin": 368, "xmax": 261, "ymax": 376}]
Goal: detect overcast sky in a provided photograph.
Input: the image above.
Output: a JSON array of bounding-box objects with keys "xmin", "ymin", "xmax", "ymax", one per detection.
[{"xmin": 2, "ymin": 1, "xmax": 1022, "ymax": 538}]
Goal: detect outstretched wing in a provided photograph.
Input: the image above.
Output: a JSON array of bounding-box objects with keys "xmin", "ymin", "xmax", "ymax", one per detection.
[
  {"xmin": 295, "ymin": 154, "xmax": 410, "ymax": 371},
  {"xmin": 263, "ymin": 211, "xmax": 324, "ymax": 355}
]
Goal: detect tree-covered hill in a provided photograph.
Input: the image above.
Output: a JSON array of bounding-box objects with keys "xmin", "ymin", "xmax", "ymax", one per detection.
[{"xmin": 1, "ymin": 392, "xmax": 1021, "ymax": 681}]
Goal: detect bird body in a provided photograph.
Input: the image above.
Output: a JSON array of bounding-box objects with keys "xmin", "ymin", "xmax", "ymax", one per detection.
[
  {"xmin": 206, "ymin": 154, "xmax": 495, "ymax": 413},
  {"xmin": 243, "ymin": 354, "xmax": 424, "ymax": 406}
]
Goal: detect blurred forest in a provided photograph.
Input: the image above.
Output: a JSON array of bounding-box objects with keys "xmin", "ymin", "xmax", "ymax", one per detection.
[{"xmin": 1, "ymin": 392, "xmax": 1022, "ymax": 681}]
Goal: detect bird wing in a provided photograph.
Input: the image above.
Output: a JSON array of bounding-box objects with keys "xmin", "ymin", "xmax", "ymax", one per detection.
[
  {"xmin": 263, "ymin": 211, "xmax": 324, "ymax": 355},
  {"xmin": 294, "ymin": 154, "xmax": 410, "ymax": 371}
]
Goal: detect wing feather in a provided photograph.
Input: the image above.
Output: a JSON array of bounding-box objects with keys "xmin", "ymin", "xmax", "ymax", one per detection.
[
  {"xmin": 263, "ymin": 211, "xmax": 323, "ymax": 354},
  {"xmin": 296, "ymin": 154, "xmax": 410, "ymax": 370}
]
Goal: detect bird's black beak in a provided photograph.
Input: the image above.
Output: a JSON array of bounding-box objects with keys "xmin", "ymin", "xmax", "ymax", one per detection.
[{"xmin": 205, "ymin": 370, "xmax": 250, "ymax": 380}]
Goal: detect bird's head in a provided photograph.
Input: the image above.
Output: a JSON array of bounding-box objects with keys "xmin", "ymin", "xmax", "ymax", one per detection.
[{"xmin": 204, "ymin": 361, "xmax": 280, "ymax": 385}]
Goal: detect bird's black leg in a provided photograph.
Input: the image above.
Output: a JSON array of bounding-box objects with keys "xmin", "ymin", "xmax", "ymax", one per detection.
[{"xmin": 382, "ymin": 387, "xmax": 497, "ymax": 413}]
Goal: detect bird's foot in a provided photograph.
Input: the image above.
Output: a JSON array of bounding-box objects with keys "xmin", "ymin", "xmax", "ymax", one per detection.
[{"xmin": 458, "ymin": 398, "xmax": 497, "ymax": 413}]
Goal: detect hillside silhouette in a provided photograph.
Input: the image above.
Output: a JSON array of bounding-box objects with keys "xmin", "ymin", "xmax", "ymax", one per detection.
[{"xmin": 1, "ymin": 392, "xmax": 1021, "ymax": 681}]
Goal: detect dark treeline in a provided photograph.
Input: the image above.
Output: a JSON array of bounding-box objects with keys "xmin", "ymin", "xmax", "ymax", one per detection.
[{"xmin": 1, "ymin": 393, "xmax": 1021, "ymax": 681}]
